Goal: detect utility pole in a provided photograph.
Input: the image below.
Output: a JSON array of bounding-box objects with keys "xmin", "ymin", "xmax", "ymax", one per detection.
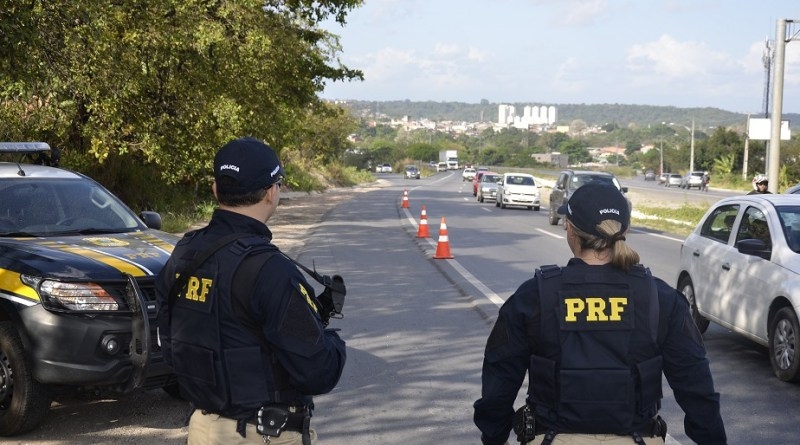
[
  {"xmin": 769, "ymin": 19, "xmax": 799, "ymax": 193},
  {"xmin": 763, "ymin": 38, "xmax": 774, "ymax": 119},
  {"xmin": 743, "ymin": 114, "xmax": 750, "ymax": 180},
  {"xmin": 690, "ymin": 119, "xmax": 695, "ymax": 172},
  {"xmin": 760, "ymin": 39, "xmax": 773, "ymax": 180}
]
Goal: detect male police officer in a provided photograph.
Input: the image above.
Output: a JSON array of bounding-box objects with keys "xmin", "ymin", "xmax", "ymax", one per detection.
[
  {"xmin": 156, "ymin": 137, "xmax": 346, "ymax": 445},
  {"xmin": 474, "ymin": 183, "xmax": 726, "ymax": 445}
]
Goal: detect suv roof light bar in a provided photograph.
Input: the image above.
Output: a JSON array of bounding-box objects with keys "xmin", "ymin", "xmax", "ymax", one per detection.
[{"xmin": 0, "ymin": 142, "xmax": 51, "ymax": 153}]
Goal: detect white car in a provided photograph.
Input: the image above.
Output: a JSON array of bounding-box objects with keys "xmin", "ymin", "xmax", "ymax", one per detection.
[
  {"xmin": 676, "ymin": 194, "xmax": 800, "ymax": 381},
  {"xmin": 680, "ymin": 171, "xmax": 704, "ymax": 189},
  {"xmin": 436, "ymin": 162, "xmax": 448, "ymax": 172},
  {"xmin": 495, "ymin": 172, "xmax": 540, "ymax": 210},
  {"xmin": 375, "ymin": 163, "xmax": 392, "ymax": 173},
  {"xmin": 462, "ymin": 167, "xmax": 477, "ymax": 182}
]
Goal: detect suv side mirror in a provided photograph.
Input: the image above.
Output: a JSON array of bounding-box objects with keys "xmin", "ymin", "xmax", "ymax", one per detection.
[
  {"xmin": 620, "ymin": 186, "xmax": 628, "ymax": 193},
  {"xmin": 140, "ymin": 211, "xmax": 162, "ymax": 230}
]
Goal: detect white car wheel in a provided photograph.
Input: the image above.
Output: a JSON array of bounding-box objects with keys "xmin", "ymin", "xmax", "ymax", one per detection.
[
  {"xmin": 678, "ymin": 276, "xmax": 709, "ymax": 333},
  {"xmin": 769, "ymin": 307, "xmax": 800, "ymax": 382}
]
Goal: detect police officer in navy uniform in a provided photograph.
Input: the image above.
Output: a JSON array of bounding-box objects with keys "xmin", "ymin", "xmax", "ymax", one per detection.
[
  {"xmin": 156, "ymin": 137, "xmax": 346, "ymax": 445},
  {"xmin": 473, "ymin": 183, "xmax": 726, "ymax": 445}
]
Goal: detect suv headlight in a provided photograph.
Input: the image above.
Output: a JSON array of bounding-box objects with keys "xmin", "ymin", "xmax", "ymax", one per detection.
[{"xmin": 30, "ymin": 277, "xmax": 120, "ymax": 312}]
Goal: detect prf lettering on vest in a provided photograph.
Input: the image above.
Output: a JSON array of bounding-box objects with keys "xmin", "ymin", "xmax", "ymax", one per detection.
[
  {"xmin": 564, "ymin": 297, "xmax": 628, "ymax": 322},
  {"xmin": 184, "ymin": 276, "xmax": 213, "ymax": 302}
]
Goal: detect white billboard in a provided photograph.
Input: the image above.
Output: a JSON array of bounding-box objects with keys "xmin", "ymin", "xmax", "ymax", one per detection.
[{"xmin": 748, "ymin": 117, "xmax": 791, "ymax": 141}]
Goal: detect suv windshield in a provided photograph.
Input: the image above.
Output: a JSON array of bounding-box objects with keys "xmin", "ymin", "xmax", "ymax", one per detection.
[
  {"xmin": 571, "ymin": 174, "xmax": 618, "ymax": 189},
  {"xmin": 507, "ymin": 175, "xmax": 535, "ymax": 186},
  {"xmin": 0, "ymin": 178, "xmax": 143, "ymax": 236}
]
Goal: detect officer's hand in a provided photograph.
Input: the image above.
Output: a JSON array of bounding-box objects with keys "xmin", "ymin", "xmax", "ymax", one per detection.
[
  {"xmin": 317, "ymin": 288, "xmax": 335, "ymax": 326},
  {"xmin": 317, "ymin": 275, "xmax": 345, "ymax": 326}
]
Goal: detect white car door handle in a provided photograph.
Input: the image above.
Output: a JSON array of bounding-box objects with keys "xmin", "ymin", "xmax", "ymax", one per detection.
[{"xmin": 722, "ymin": 263, "xmax": 731, "ymax": 271}]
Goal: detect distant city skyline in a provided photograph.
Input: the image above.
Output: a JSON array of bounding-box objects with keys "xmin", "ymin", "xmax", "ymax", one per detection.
[
  {"xmin": 320, "ymin": 1, "xmax": 800, "ymax": 114},
  {"xmin": 498, "ymin": 104, "xmax": 557, "ymax": 128}
]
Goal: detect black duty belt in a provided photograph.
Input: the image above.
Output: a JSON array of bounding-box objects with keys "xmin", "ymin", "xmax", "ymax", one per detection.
[
  {"xmin": 536, "ymin": 415, "xmax": 667, "ymax": 445},
  {"xmin": 252, "ymin": 411, "xmax": 307, "ymax": 432},
  {"xmin": 200, "ymin": 407, "xmax": 308, "ymax": 432}
]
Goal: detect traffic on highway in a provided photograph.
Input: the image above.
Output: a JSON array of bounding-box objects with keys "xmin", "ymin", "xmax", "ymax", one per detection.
[{"xmin": 306, "ymin": 168, "xmax": 798, "ymax": 445}]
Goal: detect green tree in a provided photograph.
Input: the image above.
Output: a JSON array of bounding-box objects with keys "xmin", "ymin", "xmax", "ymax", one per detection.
[
  {"xmin": 558, "ymin": 139, "xmax": 591, "ymax": 164},
  {"xmin": 405, "ymin": 142, "xmax": 438, "ymax": 163},
  {"xmin": 0, "ymin": 0, "xmax": 363, "ymax": 207},
  {"xmin": 538, "ymin": 132, "xmax": 570, "ymax": 153},
  {"xmin": 711, "ymin": 153, "xmax": 735, "ymax": 175},
  {"xmin": 699, "ymin": 127, "xmax": 743, "ymax": 173},
  {"xmin": 289, "ymin": 103, "xmax": 358, "ymax": 165}
]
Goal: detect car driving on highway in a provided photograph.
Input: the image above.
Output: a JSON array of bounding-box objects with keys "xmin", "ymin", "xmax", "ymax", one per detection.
[
  {"xmin": 476, "ymin": 172, "xmax": 501, "ymax": 203},
  {"xmin": 496, "ymin": 172, "xmax": 540, "ymax": 210},
  {"xmin": 549, "ymin": 169, "xmax": 629, "ymax": 225}
]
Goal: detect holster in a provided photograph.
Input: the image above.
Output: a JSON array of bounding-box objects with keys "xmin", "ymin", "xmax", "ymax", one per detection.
[
  {"xmin": 512, "ymin": 405, "xmax": 536, "ymax": 443},
  {"xmin": 257, "ymin": 405, "xmax": 290, "ymax": 437},
  {"xmin": 649, "ymin": 415, "xmax": 668, "ymax": 440},
  {"xmin": 256, "ymin": 405, "xmax": 312, "ymax": 445}
]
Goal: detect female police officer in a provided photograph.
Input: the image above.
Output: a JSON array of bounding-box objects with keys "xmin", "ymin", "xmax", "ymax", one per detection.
[
  {"xmin": 473, "ymin": 183, "xmax": 726, "ymax": 445},
  {"xmin": 156, "ymin": 137, "xmax": 346, "ymax": 444}
]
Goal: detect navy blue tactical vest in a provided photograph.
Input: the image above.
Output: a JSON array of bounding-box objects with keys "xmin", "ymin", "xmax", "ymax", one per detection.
[
  {"xmin": 529, "ymin": 263, "xmax": 663, "ymax": 434},
  {"xmin": 167, "ymin": 232, "xmax": 284, "ymax": 418}
]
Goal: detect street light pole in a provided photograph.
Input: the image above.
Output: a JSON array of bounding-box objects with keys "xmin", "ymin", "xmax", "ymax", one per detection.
[
  {"xmin": 690, "ymin": 119, "xmax": 695, "ymax": 172},
  {"xmin": 768, "ymin": 18, "xmax": 800, "ymax": 192},
  {"xmin": 659, "ymin": 138, "xmax": 664, "ymax": 176},
  {"xmin": 667, "ymin": 121, "xmax": 696, "ymax": 172}
]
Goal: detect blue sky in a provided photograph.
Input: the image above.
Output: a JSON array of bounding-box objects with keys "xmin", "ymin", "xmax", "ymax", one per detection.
[{"xmin": 319, "ymin": 0, "xmax": 800, "ymax": 114}]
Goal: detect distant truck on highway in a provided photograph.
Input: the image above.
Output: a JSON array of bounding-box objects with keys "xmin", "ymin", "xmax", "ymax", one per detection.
[{"xmin": 439, "ymin": 149, "xmax": 459, "ymax": 170}]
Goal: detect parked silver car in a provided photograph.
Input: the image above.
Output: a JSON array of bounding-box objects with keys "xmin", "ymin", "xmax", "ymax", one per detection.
[
  {"xmin": 676, "ymin": 194, "xmax": 800, "ymax": 381},
  {"xmin": 666, "ymin": 173, "xmax": 682, "ymax": 187},
  {"xmin": 680, "ymin": 171, "xmax": 704, "ymax": 189}
]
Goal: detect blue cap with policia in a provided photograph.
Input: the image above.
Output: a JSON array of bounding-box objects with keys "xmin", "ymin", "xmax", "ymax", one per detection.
[
  {"xmin": 214, "ymin": 137, "xmax": 285, "ymax": 193},
  {"xmin": 557, "ymin": 183, "xmax": 630, "ymax": 240}
]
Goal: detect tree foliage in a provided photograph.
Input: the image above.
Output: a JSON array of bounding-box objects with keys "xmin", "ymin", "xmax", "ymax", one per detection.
[{"xmin": 0, "ymin": 0, "xmax": 363, "ymax": 208}]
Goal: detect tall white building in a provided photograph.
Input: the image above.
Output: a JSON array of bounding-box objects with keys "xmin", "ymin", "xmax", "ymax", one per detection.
[{"xmin": 498, "ymin": 104, "xmax": 557, "ymax": 129}]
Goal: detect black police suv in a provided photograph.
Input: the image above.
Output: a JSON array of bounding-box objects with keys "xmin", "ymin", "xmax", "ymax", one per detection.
[{"xmin": 0, "ymin": 142, "xmax": 179, "ymax": 436}]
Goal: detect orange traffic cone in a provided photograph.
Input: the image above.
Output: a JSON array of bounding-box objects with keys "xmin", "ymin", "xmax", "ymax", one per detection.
[
  {"xmin": 401, "ymin": 189, "xmax": 410, "ymax": 208},
  {"xmin": 433, "ymin": 217, "xmax": 454, "ymax": 259},
  {"xmin": 417, "ymin": 205, "xmax": 430, "ymax": 238}
]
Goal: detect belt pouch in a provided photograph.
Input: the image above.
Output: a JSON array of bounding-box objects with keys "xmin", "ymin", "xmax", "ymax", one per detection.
[{"xmin": 257, "ymin": 405, "xmax": 290, "ymax": 437}]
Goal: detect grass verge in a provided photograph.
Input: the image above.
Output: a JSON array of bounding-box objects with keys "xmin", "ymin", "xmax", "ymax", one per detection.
[{"xmin": 633, "ymin": 204, "xmax": 709, "ymax": 237}]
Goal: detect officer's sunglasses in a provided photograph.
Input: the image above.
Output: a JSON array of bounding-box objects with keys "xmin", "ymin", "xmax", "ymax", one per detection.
[{"xmin": 270, "ymin": 177, "xmax": 285, "ymax": 190}]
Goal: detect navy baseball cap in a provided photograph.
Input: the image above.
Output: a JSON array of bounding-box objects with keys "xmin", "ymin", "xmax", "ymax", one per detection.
[
  {"xmin": 557, "ymin": 183, "xmax": 630, "ymax": 238},
  {"xmin": 214, "ymin": 137, "xmax": 284, "ymax": 193}
]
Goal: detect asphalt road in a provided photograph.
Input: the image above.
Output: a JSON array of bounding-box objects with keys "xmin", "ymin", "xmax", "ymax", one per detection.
[{"xmin": 11, "ymin": 174, "xmax": 800, "ymax": 444}]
